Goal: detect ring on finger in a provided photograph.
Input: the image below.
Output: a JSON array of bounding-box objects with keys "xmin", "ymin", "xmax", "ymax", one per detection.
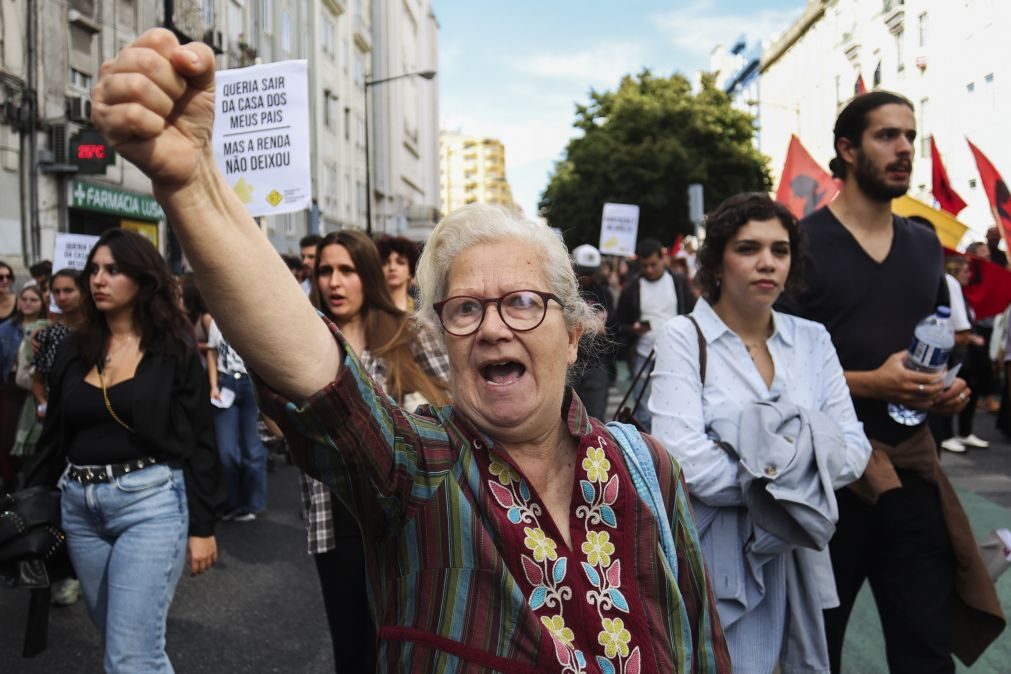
[
  {"xmin": 918, "ymin": 384, "xmax": 925, "ymax": 393},
  {"xmin": 958, "ymin": 391, "xmax": 968, "ymax": 401}
]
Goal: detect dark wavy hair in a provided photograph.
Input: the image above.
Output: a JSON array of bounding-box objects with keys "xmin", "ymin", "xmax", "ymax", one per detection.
[
  {"xmin": 311, "ymin": 231, "xmax": 448, "ymax": 406},
  {"xmin": 76, "ymin": 229, "xmax": 193, "ymax": 365},
  {"xmin": 375, "ymin": 235, "xmax": 421, "ymax": 277},
  {"xmin": 829, "ymin": 90, "xmax": 914, "ymax": 179},
  {"xmin": 696, "ymin": 192, "xmax": 804, "ymax": 303}
]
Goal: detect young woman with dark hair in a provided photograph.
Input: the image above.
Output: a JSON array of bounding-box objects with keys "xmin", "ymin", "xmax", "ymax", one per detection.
[
  {"xmin": 24, "ymin": 229, "xmax": 223, "ymax": 672},
  {"xmin": 649, "ymin": 193, "xmax": 872, "ymax": 672},
  {"xmin": 0, "ymin": 261, "xmax": 15, "ymax": 323},
  {"xmin": 0, "ymin": 284, "xmax": 46, "ymax": 488},
  {"xmin": 305, "ymin": 229, "xmax": 449, "ymax": 671},
  {"xmin": 375, "ymin": 234, "xmax": 421, "ymax": 311}
]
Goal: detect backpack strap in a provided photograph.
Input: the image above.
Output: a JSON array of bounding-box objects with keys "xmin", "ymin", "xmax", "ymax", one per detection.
[{"xmin": 605, "ymin": 421, "xmax": 678, "ymax": 584}]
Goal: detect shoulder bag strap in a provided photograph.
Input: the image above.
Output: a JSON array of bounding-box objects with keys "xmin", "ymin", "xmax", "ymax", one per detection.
[
  {"xmin": 684, "ymin": 315, "xmax": 706, "ymax": 385},
  {"xmin": 97, "ymin": 364, "xmax": 133, "ymax": 433}
]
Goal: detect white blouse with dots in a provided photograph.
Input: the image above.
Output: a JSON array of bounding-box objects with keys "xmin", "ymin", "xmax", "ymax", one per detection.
[{"xmin": 648, "ymin": 298, "xmax": 871, "ymax": 506}]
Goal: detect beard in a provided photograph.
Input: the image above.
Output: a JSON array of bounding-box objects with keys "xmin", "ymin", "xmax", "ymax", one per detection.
[{"xmin": 853, "ymin": 149, "xmax": 911, "ymax": 202}]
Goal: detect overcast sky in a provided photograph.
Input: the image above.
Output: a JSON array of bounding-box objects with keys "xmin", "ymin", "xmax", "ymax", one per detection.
[{"xmin": 434, "ymin": 0, "xmax": 805, "ymax": 219}]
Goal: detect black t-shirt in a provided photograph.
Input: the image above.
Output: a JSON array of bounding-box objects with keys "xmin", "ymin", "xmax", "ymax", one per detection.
[
  {"xmin": 785, "ymin": 206, "xmax": 948, "ymax": 446},
  {"xmin": 64, "ymin": 379, "xmax": 141, "ymax": 465}
]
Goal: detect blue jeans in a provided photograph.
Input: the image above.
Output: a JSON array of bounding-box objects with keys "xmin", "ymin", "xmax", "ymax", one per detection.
[
  {"xmin": 630, "ymin": 351, "xmax": 654, "ymax": 432},
  {"xmin": 214, "ymin": 373, "xmax": 268, "ymax": 514},
  {"xmin": 59, "ymin": 463, "xmax": 188, "ymax": 674}
]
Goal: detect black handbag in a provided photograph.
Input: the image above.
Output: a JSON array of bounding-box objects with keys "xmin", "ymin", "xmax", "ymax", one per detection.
[{"xmin": 0, "ymin": 485, "xmax": 65, "ymax": 657}]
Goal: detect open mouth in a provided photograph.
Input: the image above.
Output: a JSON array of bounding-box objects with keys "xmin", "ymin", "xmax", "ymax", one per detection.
[{"xmin": 481, "ymin": 360, "xmax": 526, "ymax": 385}]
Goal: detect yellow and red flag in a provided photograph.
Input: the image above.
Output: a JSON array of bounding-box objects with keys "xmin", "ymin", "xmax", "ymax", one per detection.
[{"xmin": 775, "ymin": 135, "xmax": 839, "ymax": 219}]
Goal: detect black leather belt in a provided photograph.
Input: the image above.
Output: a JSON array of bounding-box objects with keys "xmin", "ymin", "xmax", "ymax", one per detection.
[{"xmin": 66, "ymin": 457, "xmax": 161, "ymax": 485}]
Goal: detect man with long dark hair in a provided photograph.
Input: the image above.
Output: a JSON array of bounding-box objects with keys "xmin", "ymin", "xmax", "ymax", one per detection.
[{"xmin": 785, "ymin": 91, "xmax": 1003, "ymax": 672}]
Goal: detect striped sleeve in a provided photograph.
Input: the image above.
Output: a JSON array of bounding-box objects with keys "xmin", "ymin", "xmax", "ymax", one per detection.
[{"xmin": 256, "ymin": 315, "xmax": 452, "ymax": 536}]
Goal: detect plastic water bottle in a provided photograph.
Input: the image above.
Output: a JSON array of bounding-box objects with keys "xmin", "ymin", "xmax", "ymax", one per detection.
[{"xmin": 888, "ymin": 307, "xmax": 955, "ymax": 426}]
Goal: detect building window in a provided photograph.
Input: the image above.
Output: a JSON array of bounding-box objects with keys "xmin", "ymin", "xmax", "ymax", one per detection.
[
  {"xmin": 344, "ymin": 107, "xmax": 350, "ymax": 141},
  {"xmin": 895, "ymin": 30, "xmax": 904, "ymax": 71},
  {"xmin": 203, "ymin": 0, "xmax": 214, "ymax": 25},
  {"xmin": 281, "ymin": 10, "xmax": 290, "ymax": 53},
  {"xmin": 354, "ymin": 52, "xmax": 366, "ymax": 88},
  {"xmin": 919, "ymin": 98, "xmax": 929, "ymax": 155},
  {"xmin": 321, "ymin": 18, "xmax": 336, "ymax": 58},
  {"xmin": 69, "ymin": 67, "xmax": 93, "ymax": 92},
  {"xmin": 323, "ymin": 92, "xmax": 337, "ymax": 130},
  {"xmin": 345, "ymin": 175, "xmax": 352, "ymax": 214},
  {"xmin": 918, "ymin": 12, "xmax": 928, "ymax": 47},
  {"xmin": 262, "ymin": 0, "xmax": 272, "ymax": 34},
  {"xmin": 70, "ymin": 24, "xmax": 93, "ymax": 55},
  {"xmin": 118, "ymin": 0, "xmax": 137, "ymax": 30},
  {"xmin": 873, "ymin": 61, "xmax": 882, "ymax": 87},
  {"xmin": 967, "ymin": 82, "xmax": 975, "ymax": 93}
]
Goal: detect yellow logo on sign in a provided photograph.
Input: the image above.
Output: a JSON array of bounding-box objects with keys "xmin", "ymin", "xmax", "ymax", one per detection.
[
  {"xmin": 233, "ymin": 177, "xmax": 254, "ymax": 204},
  {"xmin": 266, "ymin": 189, "xmax": 283, "ymax": 207}
]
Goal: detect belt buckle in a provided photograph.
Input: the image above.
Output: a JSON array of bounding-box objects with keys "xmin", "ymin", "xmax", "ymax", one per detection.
[{"xmin": 233, "ymin": 372, "xmax": 241, "ymax": 380}]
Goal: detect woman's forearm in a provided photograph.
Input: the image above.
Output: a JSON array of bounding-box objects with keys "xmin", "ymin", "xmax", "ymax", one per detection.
[
  {"xmin": 156, "ymin": 156, "xmax": 339, "ymax": 399},
  {"xmin": 207, "ymin": 350, "xmax": 219, "ymax": 391},
  {"xmin": 31, "ymin": 372, "xmax": 46, "ymax": 405}
]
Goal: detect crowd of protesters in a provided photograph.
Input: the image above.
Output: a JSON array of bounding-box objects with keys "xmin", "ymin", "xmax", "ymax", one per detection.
[{"xmin": 0, "ymin": 28, "xmax": 1009, "ymax": 674}]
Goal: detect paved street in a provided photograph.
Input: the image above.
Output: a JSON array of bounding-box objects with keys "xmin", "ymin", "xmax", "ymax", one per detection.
[
  {"xmin": 0, "ymin": 460, "xmax": 335, "ymax": 673},
  {"xmin": 0, "ymin": 382, "xmax": 1009, "ymax": 673}
]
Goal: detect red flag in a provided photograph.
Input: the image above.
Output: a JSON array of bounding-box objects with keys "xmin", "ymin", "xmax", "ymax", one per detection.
[
  {"xmin": 968, "ymin": 139, "xmax": 1011, "ymax": 245},
  {"xmin": 670, "ymin": 234, "xmax": 683, "ymax": 255},
  {"xmin": 775, "ymin": 135, "xmax": 839, "ymax": 219},
  {"xmin": 854, "ymin": 74, "xmax": 867, "ymax": 95},
  {"xmin": 947, "ymin": 246, "xmax": 1011, "ymax": 319},
  {"xmin": 931, "ymin": 138, "xmax": 967, "ymax": 215}
]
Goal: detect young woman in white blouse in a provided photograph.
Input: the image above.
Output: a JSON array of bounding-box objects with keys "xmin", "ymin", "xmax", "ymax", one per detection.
[{"xmin": 649, "ymin": 192, "xmax": 871, "ymax": 673}]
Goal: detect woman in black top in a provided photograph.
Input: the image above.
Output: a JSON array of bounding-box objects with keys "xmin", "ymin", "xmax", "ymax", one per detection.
[{"xmin": 25, "ymin": 229, "xmax": 223, "ymax": 673}]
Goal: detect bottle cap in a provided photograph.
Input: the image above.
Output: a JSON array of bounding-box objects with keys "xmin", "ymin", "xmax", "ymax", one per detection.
[{"xmin": 936, "ymin": 306, "xmax": 951, "ymax": 318}]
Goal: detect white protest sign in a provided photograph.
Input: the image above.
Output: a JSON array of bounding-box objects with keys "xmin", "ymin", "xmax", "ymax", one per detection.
[
  {"xmin": 54, "ymin": 233, "xmax": 100, "ymax": 272},
  {"xmin": 51, "ymin": 233, "xmax": 99, "ymax": 315},
  {"xmin": 212, "ymin": 60, "xmax": 311, "ymax": 217},
  {"xmin": 598, "ymin": 203, "xmax": 640, "ymax": 257}
]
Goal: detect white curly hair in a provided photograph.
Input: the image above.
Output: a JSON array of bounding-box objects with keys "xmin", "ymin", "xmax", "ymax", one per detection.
[{"xmin": 415, "ymin": 204, "xmax": 601, "ymax": 344}]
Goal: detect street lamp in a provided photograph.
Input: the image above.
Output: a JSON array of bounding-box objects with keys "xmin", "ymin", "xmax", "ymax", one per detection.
[{"xmin": 364, "ymin": 69, "xmax": 437, "ymax": 236}]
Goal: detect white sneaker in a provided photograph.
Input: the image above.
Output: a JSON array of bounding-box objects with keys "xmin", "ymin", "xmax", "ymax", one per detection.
[
  {"xmin": 958, "ymin": 434, "xmax": 990, "ymax": 449},
  {"xmin": 941, "ymin": 438, "xmax": 967, "ymax": 453}
]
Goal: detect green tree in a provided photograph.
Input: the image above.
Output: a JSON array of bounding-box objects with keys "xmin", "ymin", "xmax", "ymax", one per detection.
[{"xmin": 540, "ymin": 70, "xmax": 770, "ymax": 248}]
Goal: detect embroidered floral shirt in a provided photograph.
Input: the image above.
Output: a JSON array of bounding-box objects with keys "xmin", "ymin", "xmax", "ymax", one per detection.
[{"xmin": 258, "ymin": 318, "xmax": 730, "ymax": 673}]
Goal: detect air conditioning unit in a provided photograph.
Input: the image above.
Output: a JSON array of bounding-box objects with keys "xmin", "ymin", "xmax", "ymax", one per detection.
[
  {"xmin": 66, "ymin": 96, "xmax": 92, "ymax": 123},
  {"xmin": 203, "ymin": 29, "xmax": 224, "ymax": 53}
]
